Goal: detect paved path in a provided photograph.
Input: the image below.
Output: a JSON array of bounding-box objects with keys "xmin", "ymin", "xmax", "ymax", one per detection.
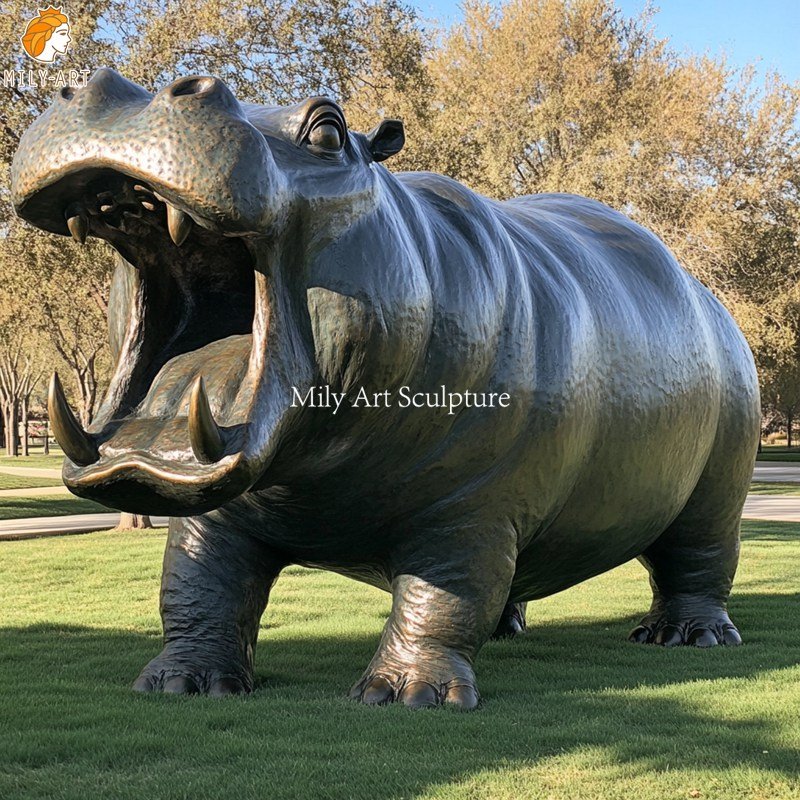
[
  {"xmin": 752, "ymin": 462, "xmax": 800, "ymax": 483},
  {"xmin": 0, "ymin": 486, "xmax": 70, "ymax": 497},
  {"xmin": 0, "ymin": 466, "xmax": 62, "ymax": 478},
  {"xmin": 0, "ymin": 514, "xmax": 170, "ymax": 540},
  {"xmin": 741, "ymin": 495, "xmax": 800, "ymax": 522}
]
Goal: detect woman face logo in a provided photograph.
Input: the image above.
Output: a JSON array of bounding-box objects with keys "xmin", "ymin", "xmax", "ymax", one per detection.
[{"xmin": 21, "ymin": 7, "xmax": 72, "ymax": 63}]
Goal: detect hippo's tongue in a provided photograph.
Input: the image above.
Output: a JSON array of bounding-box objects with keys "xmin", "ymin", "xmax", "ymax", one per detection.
[{"xmin": 97, "ymin": 335, "xmax": 253, "ymax": 463}]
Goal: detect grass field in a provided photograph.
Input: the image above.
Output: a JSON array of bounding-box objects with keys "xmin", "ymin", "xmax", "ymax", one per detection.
[
  {"xmin": 0, "ymin": 473, "xmax": 64, "ymax": 491},
  {"xmin": 749, "ymin": 482, "xmax": 800, "ymax": 496},
  {"xmin": 0, "ymin": 495, "xmax": 108, "ymax": 519},
  {"xmin": 0, "ymin": 522, "xmax": 798, "ymax": 799},
  {"xmin": 0, "ymin": 447, "xmax": 64, "ymax": 469},
  {"xmin": 757, "ymin": 446, "xmax": 800, "ymax": 462}
]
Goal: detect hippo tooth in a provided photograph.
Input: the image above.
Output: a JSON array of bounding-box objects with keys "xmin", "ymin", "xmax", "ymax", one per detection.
[
  {"xmin": 140, "ymin": 199, "xmax": 155, "ymax": 211},
  {"xmin": 188, "ymin": 376, "xmax": 225, "ymax": 464},
  {"xmin": 47, "ymin": 372, "xmax": 99, "ymax": 466},
  {"xmin": 65, "ymin": 210, "xmax": 87, "ymax": 244},
  {"xmin": 100, "ymin": 203, "xmax": 115, "ymax": 213},
  {"xmin": 166, "ymin": 203, "xmax": 192, "ymax": 246}
]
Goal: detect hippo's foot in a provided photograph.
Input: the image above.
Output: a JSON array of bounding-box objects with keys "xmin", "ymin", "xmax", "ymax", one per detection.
[
  {"xmin": 349, "ymin": 649, "xmax": 479, "ymax": 710},
  {"xmin": 350, "ymin": 533, "xmax": 517, "ymax": 711},
  {"xmin": 133, "ymin": 518, "xmax": 282, "ymax": 697},
  {"xmin": 628, "ymin": 611, "xmax": 742, "ymax": 648},
  {"xmin": 491, "ymin": 601, "xmax": 527, "ymax": 639},
  {"xmin": 133, "ymin": 646, "xmax": 253, "ymax": 696}
]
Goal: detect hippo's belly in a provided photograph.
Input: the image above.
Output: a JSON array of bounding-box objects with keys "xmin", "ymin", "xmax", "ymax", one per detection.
[
  {"xmin": 458, "ymin": 195, "xmax": 728, "ymax": 600},
  {"xmin": 508, "ymin": 353, "xmax": 722, "ymax": 600}
]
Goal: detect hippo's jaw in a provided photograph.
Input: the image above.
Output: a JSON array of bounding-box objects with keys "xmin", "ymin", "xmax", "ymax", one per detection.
[{"xmin": 37, "ymin": 168, "xmax": 311, "ymax": 515}]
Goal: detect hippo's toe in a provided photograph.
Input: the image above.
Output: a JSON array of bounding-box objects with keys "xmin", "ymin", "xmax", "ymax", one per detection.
[
  {"xmin": 628, "ymin": 616, "xmax": 742, "ymax": 648},
  {"xmin": 356, "ymin": 676, "xmax": 394, "ymax": 705},
  {"xmin": 133, "ymin": 650, "xmax": 253, "ymax": 697},
  {"xmin": 350, "ymin": 666, "xmax": 480, "ymax": 711}
]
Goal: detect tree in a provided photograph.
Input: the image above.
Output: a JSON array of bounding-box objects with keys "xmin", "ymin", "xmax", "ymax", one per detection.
[
  {"xmin": 744, "ymin": 284, "xmax": 800, "ymax": 448},
  {"xmin": 761, "ymin": 361, "xmax": 800, "ymax": 448},
  {"xmin": 112, "ymin": 0, "xmax": 428, "ymax": 110},
  {"xmin": 0, "ymin": 344, "xmax": 40, "ymax": 456},
  {"xmin": 0, "ymin": 222, "xmax": 111, "ymax": 425},
  {"xmin": 393, "ymin": 0, "xmax": 800, "ymax": 426},
  {"xmin": 0, "ymin": 300, "xmax": 47, "ymax": 455},
  {"xmin": 0, "ymin": 0, "xmax": 120, "ymax": 422}
]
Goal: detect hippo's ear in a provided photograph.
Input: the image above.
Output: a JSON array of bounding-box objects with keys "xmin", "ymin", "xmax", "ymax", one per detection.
[{"xmin": 365, "ymin": 119, "xmax": 405, "ymax": 162}]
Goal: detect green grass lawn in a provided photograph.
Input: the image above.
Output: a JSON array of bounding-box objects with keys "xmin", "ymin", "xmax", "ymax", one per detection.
[
  {"xmin": 0, "ymin": 523, "xmax": 798, "ymax": 799},
  {"xmin": 757, "ymin": 445, "xmax": 800, "ymax": 462},
  {"xmin": 0, "ymin": 473, "xmax": 64, "ymax": 491},
  {"xmin": 0, "ymin": 447, "xmax": 64, "ymax": 469},
  {"xmin": 0, "ymin": 495, "xmax": 108, "ymax": 519},
  {"xmin": 749, "ymin": 482, "xmax": 800, "ymax": 496}
]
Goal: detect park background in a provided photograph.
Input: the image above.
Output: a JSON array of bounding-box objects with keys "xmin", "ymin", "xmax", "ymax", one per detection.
[
  {"xmin": 2, "ymin": 0, "xmax": 800, "ymax": 449},
  {"xmin": 0, "ymin": 1, "xmax": 799, "ymax": 799}
]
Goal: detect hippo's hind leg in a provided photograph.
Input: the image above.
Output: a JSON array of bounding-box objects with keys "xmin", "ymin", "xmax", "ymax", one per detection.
[
  {"xmin": 630, "ymin": 505, "xmax": 743, "ymax": 647},
  {"xmin": 629, "ymin": 408, "xmax": 756, "ymax": 647},
  {"xmin": 350, "ymin": 523, "xmax": 517, "ymax": 710},
  {"xmin": 492, "ymin": 601, "xmax": 527, "ymax": 639},
  {"xmin": 134, "ymin": 515, "xmax": 284, "ymax": 696}
]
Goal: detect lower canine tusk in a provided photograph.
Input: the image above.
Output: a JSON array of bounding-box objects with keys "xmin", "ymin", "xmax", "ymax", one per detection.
[
  {"xmin": 66, "ymin": 212, "xmax": 88, "ymax": 244},
  {"xmin": 47, "ymin": 372, "xmax": 99, "ymax": 466},
  {"xmin": 188, "ymin": 376, "xmax": 225, "ymax": 463}
]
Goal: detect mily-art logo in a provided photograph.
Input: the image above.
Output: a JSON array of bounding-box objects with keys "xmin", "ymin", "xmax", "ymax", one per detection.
[
  {"xmin": 4, "ymin": 6, "xmax": 90, "ymax": 89},
  {"xmin": 21, "ymin": 5, "xmax": 71, "ymax": 63}
]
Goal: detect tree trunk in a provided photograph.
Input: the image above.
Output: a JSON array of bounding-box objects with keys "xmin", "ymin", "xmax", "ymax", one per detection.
[
  {"xmin": 72, "ymin": 362, "xmax": 98, "ymax": 427},
  {"xmin": 787, "ymin": 409, "xmax": 793, "ymax": 449},
  {"xmin": 116, "ymin": 513, "xmax": 154, "ymax": 530},
  {"xmin": 21, "ymin": 398, "xmax": 29, "ymax": 457},
  {"xmin": 43, "ymin": 419, "xmax": 50, "ymax": 455},
  {"xmin": 9, "ymin": 400, "xmax": 18, "ymax": 456},
  {"xmin": 1, "ymin": 405, "xmax": 8, "ymax": 455}
]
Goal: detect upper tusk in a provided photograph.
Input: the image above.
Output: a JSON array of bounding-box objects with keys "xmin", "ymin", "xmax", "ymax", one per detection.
[{"xmin": 166, "ymin": 203, "xmax": 192, "ymax": 246}]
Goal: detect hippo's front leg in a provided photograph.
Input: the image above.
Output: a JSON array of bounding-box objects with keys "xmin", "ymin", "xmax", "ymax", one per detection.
[
  {"xmin": 350, "ymin": 526, "xmax": 516, "ymax": 710},
  {"xmin": 134, "ymin": 515, "xmax": 284, "ymax": 696}
]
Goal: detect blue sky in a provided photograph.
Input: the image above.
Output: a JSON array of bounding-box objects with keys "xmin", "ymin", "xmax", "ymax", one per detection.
[{"xmin": 410, "ymin": 1, "xmax": 800, "ymax": 82}]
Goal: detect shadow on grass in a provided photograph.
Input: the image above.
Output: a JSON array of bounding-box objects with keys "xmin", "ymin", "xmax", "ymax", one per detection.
[{"xmin": 0, "ymin": 591, "xmax": 798, "ymax": 799}]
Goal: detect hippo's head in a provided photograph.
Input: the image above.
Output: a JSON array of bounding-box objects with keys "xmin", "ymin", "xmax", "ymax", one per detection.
[{"xmin": 11, "ymin": 68, "xmax": 406, "ymax": 515}]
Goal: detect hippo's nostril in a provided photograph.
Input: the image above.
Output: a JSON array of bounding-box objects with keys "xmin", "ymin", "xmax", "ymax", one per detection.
[
  {"xmin": 168, "ymin": 76, "xmax": 217, "ymax": 98},
  {"xmin": 60, "ymin": 85, "xmax": 76, "ymax": 101}
]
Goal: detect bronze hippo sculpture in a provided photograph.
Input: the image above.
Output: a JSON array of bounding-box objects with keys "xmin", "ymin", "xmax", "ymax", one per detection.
[{"xmin": 11, "ymin": 69, "xmax": 760, "ymax": 709}]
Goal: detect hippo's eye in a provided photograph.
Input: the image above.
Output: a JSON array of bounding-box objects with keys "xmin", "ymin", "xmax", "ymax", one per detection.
[{"xmin": 307, "ymin": 122, "xmax": 342, "ymax": 151}]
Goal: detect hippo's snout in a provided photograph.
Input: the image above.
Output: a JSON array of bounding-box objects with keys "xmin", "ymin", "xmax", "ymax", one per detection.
[{"xmin": 12, "ymin": 68, "xmax": 287, "ymax": 238}]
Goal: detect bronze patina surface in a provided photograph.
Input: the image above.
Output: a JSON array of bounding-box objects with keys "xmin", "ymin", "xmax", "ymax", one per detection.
[{"xmin": 11, "ymin": 69, "xmax": 760, "ymax": 709}]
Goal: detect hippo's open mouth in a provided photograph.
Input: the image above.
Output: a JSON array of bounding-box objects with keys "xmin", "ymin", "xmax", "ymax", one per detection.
[
  {"xmin": 9, "ymin": 69, "xmax": 351, "ymax": 514},
  {"xmin": 17, "ymin": 164, "xmax": 309, "ymax": 516}
]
